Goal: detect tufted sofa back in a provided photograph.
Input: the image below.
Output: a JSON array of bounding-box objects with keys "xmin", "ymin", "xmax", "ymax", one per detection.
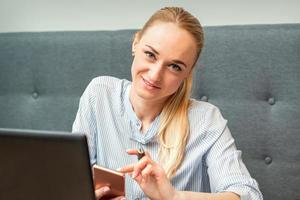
[{"xmin": 0, "ymin": 24, "xmax": 299, "ymax": 199}]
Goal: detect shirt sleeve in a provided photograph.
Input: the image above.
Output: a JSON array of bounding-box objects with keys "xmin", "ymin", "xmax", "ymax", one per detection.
[
  {"xmin": 72, "ymin": 79, "xmax": 97, "ymax": 166},
  {"xmin": 205, "ymin": 107, "xmax": 263, "ymax": 200}
]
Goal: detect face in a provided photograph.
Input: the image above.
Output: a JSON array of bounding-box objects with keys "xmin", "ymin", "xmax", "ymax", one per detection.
[{"xmin": 131, "ymin": 22, "xmax": 197, "ymax": 104}]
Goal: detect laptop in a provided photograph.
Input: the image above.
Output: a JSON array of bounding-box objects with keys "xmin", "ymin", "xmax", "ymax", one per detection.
[{"xmin": 0, "ymin": 128, "xmax": 95, "ymax": 200}]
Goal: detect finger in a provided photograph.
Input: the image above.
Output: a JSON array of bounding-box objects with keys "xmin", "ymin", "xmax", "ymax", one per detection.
[
  {"xmin": 138, "ymin": 163, "xmax": 153, "ymax": 184},
  {"xmin": 133, "ymin": 170, "xmax": 143, "ymax": 183},
  {"xmin": 127, "ymin": 149, "xmax": 155, "ymax": 166},
  {"xmin": 118, "ymin": 164, "xmax": 134, "ymax": 173},
  {"xmin": 94, "ymin": 186, "xmax": 110, "ymax": 199},
  {"xmin": 118, "ymin": 156, "xmax": 152, "ymax": 175},
  {"xmin": 111, "ymin": 196, "xmax": 126, "ymax": 200},
  {"xmin": 132, "ymin": 157, "xmax": 150, "ymax": 178},
  {"xmin": 126, "ymin": 149, "xmax": 140, "ymax": 155},
  {"xmin": 141, "ymin": 163, "xmax": 153, "ymax": 178},
  {"xmin": 126, "ymin": 149, "xmax": 152, "ymax": 158}
]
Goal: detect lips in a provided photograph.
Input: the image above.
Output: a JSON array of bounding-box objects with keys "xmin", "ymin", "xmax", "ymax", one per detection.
[{"xmin": 142, "ymin": 77, "xmax": 161, "ymax": 89}]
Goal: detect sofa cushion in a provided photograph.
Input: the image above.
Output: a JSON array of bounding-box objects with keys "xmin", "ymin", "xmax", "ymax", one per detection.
[{"xmin": 0, "ymin": 24, "xmax": 299, "ymax": 199}]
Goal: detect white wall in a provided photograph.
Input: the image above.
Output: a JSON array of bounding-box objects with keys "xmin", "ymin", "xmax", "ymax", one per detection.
[{"xmin": 0, "ymin": 0, "xmax": 300, "ymax": 33}]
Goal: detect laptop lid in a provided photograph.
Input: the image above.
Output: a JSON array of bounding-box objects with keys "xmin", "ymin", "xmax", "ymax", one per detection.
[{"xmin": 0, "ymin": 128, "xmax": 95, "ymax": 200}]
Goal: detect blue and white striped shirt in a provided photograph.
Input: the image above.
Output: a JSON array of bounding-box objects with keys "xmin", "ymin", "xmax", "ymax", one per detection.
[{"xmin": 72, "ymin": 76, "xmax": 263, "ymax": 200}]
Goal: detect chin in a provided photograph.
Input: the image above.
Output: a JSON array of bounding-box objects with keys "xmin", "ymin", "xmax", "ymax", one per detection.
[
  {"xmin": 136, "ymin": 88, "xmax": 173, "ymax": 104},
  {"xmin": 136, "ymin": 88, "xmax": 160, "ymax": 100}
]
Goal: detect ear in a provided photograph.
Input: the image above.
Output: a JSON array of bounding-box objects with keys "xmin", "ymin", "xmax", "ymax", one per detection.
[{"xmin": 132, "ymin": 31, "xmax": 141, "ymax": 53}]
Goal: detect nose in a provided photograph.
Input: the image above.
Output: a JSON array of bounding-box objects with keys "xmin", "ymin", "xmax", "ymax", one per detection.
[{"xmin": 148, "ymin": 62, "xmax": 164, "ymax": 82}]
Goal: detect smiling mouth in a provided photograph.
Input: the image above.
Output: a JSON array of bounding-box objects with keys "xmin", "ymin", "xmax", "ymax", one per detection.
[{"xmin": 142, "ymin": 77, "xmax": 161, "ymax": 89}]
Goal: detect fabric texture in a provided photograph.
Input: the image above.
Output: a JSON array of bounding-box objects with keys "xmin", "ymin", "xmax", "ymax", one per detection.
[{"xmin": 72, "ymin": 76, "xmax": 263, "ymax": 200}]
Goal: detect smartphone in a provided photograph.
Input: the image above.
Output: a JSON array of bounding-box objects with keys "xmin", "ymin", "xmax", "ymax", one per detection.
[{"xmin": 92, "ymin": 165, "xmax": 125, "ymax": 198}]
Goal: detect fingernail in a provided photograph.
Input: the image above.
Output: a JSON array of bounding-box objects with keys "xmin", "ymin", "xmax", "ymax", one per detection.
[
  {"xmin": 116, "ymin": 167, "xmax": 122, "ymax": 171},
  {"xmin": 132, "ymin": 171, "xmax": 136, "ymax": 179}
]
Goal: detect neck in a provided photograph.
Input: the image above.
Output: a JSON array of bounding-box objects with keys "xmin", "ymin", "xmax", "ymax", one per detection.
[{"xmin": 129, "ymin": 89, "xmax": 167, "ymax": 124}]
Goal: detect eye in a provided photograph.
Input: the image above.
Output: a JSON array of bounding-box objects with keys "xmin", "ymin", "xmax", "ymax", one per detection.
[
  {"xmin": 169, "ymin": 63, "xmax": 182, "ymax": 72},
  {"xmin": 144, "ymin": 51, "xmax": 156, "ymax": 60}
]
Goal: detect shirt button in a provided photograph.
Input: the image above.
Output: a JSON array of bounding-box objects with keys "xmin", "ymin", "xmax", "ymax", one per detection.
[
  {"xmin": 32, "ymin": 92, "xmax": 39, "ymax": 99},
  {"xmin": 268, "ymin": 97, "xmax": 275, "ymax": 105},
  {"xmin": 264, "ymin": 156, "xmax": 272, "ymax": 164},
  {"xmin": 201, "ymin": 95, "xmax": 208, "ymax": 102}
]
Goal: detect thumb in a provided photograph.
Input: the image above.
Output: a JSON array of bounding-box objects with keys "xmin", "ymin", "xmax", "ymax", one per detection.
[{"xmin": 95, "ymin": 186, "xmax": 110, "ymax": 199}]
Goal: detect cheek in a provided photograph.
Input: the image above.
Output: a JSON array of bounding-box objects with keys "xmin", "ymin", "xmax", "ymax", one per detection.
[
  {"xmin": 131, "ymin": 57, "xmax": 147, "ymax": 76},
  {"xmin": 165, "ymin": 70, "xmax": 191, "ymax": 93},
  {"xmin": 165, "ymin": 77, "xmax": 184, "ymax": 93},
  {"xmin": 131, "ymin": 61, "xmax": 135, "ymax": 77},
  {"xmin": 131, "ymin": 58, "xmax": 140, "ymax": 79}
]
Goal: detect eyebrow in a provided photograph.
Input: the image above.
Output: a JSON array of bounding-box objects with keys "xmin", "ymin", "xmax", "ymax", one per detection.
[
  {"xmin": 172, "ymin": 59, "xmax": 187, "ymax": 69},
  {"xmin": 145, "ymin": 44, "xmax": 187, "ymax": 68},
  {"xmin": 146, "ymin": 45, "xmax": 159, "ymax": 55}
]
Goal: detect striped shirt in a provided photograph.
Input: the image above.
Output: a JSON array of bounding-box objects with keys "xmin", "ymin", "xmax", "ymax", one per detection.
[{"xmin": 72, "ymin": 76, "xmax": 263, "ymax": 200}]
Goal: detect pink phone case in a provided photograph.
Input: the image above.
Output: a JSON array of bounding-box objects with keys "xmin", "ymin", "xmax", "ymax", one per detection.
[{"xmin": 93, "ymin": 165, "xmax": 125, "ymax": 198}]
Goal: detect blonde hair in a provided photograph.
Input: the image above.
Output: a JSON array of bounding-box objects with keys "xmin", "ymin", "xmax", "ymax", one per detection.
[{"xmin": 137, "ymin": 7, "xmax": 204, "ymax": 178}]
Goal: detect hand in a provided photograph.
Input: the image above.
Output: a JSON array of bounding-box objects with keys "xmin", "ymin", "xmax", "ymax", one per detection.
[
  {"xmin": 94, "ymin": 186, "xmax": 125, "ymax": 200},
  {"xmin": 119, "ymin": 149, "xmax": 177, "ymax": 200}
]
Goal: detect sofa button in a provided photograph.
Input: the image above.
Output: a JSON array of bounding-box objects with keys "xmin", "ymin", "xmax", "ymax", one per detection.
[
  {"xmin": 201, "ymin": 95, "xmax": 208, "ymax": 102},
  {"xmin": 268, "ymin": 97, "xmax": 275, "ymax": 105},
  {"xmin": 264, "ymin": 156, "xmax": 272, "ymax": 164},
  {"xmin": 32, "ymin": 92, "xmax": 39, "ymax": 99}
]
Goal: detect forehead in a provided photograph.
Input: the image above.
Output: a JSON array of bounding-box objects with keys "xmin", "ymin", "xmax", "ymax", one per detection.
[{"xmin": 138, "ymin": 22, "xmax": 197, "ymax": 66}]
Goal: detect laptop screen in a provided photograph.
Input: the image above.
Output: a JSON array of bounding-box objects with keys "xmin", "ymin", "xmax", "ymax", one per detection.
[{"xmin": 0, "ymin": 128, "xmax": 95, "ymax": 200}]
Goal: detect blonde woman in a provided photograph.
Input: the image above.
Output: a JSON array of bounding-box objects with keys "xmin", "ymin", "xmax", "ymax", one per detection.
[{"xmin": 73, "ymin": 7, "xmax": 263, "ymax": 200}]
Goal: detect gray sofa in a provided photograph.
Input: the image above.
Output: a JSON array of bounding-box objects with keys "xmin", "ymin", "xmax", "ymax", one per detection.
[{"xmin": 0, "ymin": 24, "xmax": 299, "ymax": 200}]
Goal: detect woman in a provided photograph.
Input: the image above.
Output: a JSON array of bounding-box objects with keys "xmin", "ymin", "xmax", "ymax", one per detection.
[{"xmin": 73, "ymin": 7, "xmax": 263, "ymax": 200}]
